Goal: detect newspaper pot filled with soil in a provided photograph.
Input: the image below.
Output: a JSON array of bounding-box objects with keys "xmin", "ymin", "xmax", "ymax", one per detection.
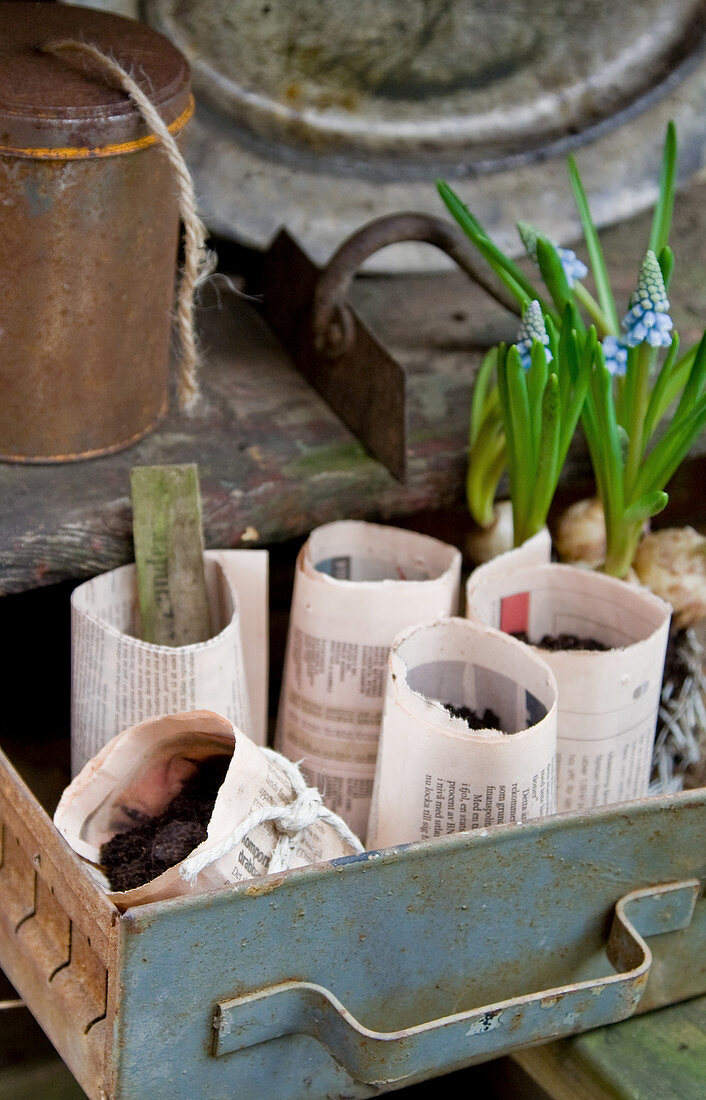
[
  {"xmin": 367, "ymin": 617, "xmax": 558, "ymax": 849},
  {"xmin": 466, "ymin": 560, "xmax": 672, "ymax": 813},
  {"xmin": 275, "ymin": 520, "xmax": 462, "ymax": 838},
  {"xmin": 54, "ymin": 710, "xmax": 362, "ymax": 910}
]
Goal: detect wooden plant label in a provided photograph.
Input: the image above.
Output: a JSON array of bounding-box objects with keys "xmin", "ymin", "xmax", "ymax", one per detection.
[{"xmin": 130, "ymin": 464, "xmax": 212, "ymax": 646}]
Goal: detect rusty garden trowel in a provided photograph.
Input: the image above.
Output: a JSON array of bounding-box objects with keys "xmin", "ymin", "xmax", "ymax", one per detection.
[{"xmin": 259, "ymin": 212, "xmax": 518, "ymax": 481}]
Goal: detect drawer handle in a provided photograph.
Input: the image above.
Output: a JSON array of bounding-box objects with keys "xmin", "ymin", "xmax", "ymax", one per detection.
[{"xmin": 212, "ymin": 879, "xmax": 699, "ymax": 1085}]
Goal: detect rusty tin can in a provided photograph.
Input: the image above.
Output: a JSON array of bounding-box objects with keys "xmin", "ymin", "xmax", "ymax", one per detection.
[{"xmin": 0, "ymin": 2, "xmax": 193, "ymax": 462}]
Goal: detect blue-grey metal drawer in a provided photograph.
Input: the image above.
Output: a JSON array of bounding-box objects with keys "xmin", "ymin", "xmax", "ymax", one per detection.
[{"xmin": 0, "ymin": 746, "xmax": 704, "ymax": 1099}]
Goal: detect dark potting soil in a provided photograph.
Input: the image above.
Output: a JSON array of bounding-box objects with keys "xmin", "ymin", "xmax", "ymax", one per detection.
[
  {"xmin": 511, "ymin": 630, "xmax": 609, "ymax": 652},
  {"xmin": 100, "ymin": 753, "xmax": 231, "ymax": 892},
  {"xmin": 443, "ymin": 703, "xmax": 502, "ymax": 731}
]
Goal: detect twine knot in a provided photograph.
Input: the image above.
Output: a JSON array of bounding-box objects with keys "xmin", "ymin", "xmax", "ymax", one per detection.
[
  {"xmin": 273, "ymin": 785, "xmax": 326, "ymax": 839},
  {"xmin": 179, "ymin": 747, "xmax": 364, "ymax": 886}
]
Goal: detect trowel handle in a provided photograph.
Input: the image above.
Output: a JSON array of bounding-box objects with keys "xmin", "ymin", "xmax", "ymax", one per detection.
[{"xmin": 312, "ymin": 211, "xmax": 521, "ymax": 358}]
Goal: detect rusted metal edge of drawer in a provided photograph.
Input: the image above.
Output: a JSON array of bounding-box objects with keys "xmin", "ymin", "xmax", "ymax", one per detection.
[
  {"xmin": 0, "ymin": 747, "xmax": 118, "ymax": 1100},
  {"xmin": 0, "ymin": 747, "xmax": 117, "ymax": 963}
]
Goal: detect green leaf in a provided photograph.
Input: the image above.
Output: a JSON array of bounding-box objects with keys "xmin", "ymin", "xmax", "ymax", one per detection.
[
  {"xmin": 617, "ymin": 345, "xmax": 641, "ymax": 432},
  {"xmin": 566, "ymin": 326, "xmax": 582, "ymax": 385},
  {"xmin": 557, "ymin": 327, "xmax": 591, "ymax": 465},
  {"xmin": 469, "ymin": 347, "xmax": 498, "ymax": 448},
  {"xmin": 536, "ymin": 236, "xmax": 572, "ymax": 314},
  {"xmin": 505, "ymin": 346, "xmax": 533, "ymax": 460},
  {"xmin": 581, "ymin": 384, "xmax": 611, "ymax": 507},
  {"xmin": 565, "ymin": 298, "xmax": 585, "ymax": 336},
  {"xmin": 467, "ymin": 430, "xmax": 506, "ymax": 527},
  {"xmin": 527, "ymin": 339, "xmax": 549, "ymax": 450},
  {"xmin": 556, "ymin": 310, "xmax": 578, "ymax": 389},
  {"xmin": 545, "ymin": 313, "xmax": 560, "ymax": 364},
  {"xmin": 437, "ymin": 180, "xmax": 545, "ymax": 311},
  {"xmin": 648, "ymin": 121, "xmax": 678, "ymax": 256},
  {"xmin": 623, "ymin": 491, "xmax": 668, "ymax": 524},
  {"xmin": 471, "ymin": 401, "xmax": 503, "ymax": 460},
  {"xmin": 642, "ymin": 332, "xmax": 681, "ymax": 444},
  {"xmin": 567, "ymin": 155, "xmax": 620, "ymax": 332},
  {"xmin": 649, "ymin": 342, "xmax": 697, "ymax": 424},
  {"xmin": 498, "ymin": 345, "xmax": 533, "ymax": 541},
  {"xmin": 589, "ymin": 347, "xmax": 625, "ymax": 520},
  {"xmin": 531, "ymin": 373, "xmax": 562, "ymax": 529},
  {"xmin": 633, "ymin": 394, "xmax": 706, "ymax": 497},
  {"xmin": 673, "ymin": 329, "xmax": 706, "ymax": 424},
  {"xmin": 658, "ymin": 244, "xmax": 675, "ymax": 290}
]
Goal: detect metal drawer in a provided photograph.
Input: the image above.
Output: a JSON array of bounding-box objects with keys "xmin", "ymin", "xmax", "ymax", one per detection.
[{"xmin": 1, "ymin": 744, "xmax": 704, "ymax": 1099}]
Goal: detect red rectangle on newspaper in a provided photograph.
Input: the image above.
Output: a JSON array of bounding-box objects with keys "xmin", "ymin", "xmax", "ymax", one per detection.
[{"xmin": 500, "ymin": 591, "xmax": 530, "ymax": 634}]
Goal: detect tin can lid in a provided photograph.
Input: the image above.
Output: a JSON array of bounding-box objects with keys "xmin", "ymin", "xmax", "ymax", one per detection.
[{"xmin": 0, "ymin": 2, "xmax": 191, "ymax": 155}]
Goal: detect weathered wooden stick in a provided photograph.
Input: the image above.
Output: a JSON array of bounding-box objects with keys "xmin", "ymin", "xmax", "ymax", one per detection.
[{"xmin": 130, "ymin": 464, "xmax": 212, "ymax": 646}]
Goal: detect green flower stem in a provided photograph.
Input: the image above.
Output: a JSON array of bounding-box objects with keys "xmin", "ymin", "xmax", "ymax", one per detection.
[
  {"xmin": 624, "ymin": 342, "xmax": 655, "ymax": 496},
  {"xmin": 573, "ymin": 281, "xmax": 612, "ymax": 335}
]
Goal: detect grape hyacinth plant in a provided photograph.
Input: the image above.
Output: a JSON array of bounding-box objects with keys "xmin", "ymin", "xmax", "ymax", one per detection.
[
  {"xmin": 439, "ymin": 122, "xmax": 706, "ymax": 577},
  {"xmin": 487, "ymin": 302, "xmax": 590, "ymax": 549}
]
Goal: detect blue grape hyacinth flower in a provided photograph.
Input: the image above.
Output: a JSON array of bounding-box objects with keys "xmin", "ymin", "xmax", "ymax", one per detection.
[
  {"xmin": 515, "ymin": 300, "xmax": 553, "ymax": 370},
  {"xmin": 517, "ymin": 221, "xmax": 588, "ymax": 287},
  {"xmin": 557, "ymin": 246, "xmax": 588, "ymax": 287},
  {"xmin": 602, "ymin": 335, "xmax": 629, "ymax": 377},
  {"xmin": 622, "ymin": 250, "xmax": 673, "ymax": 348}
]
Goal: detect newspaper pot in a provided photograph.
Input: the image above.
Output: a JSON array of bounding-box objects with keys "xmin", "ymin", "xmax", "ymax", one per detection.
[
  {"xmin": 70, "ymin": 550, "xmax": 268, "ymax": 775},
  {"xmin": 54, "ymin": 711, "xmax": 360, "ymax": 910},
  {"xmin": 0, "ymin": 3, "xmax": 192, "ymax": 461},
  {"xmin": 466, "ymin": 562, "xmax": 672, "ymax": 813},
  {"xmin": 367, "ymin": 617, "xmax": 558, "ymax": 848},
  {"xmin": 275, "ymin": 521, "xmax": 462, "ymax": 838}
]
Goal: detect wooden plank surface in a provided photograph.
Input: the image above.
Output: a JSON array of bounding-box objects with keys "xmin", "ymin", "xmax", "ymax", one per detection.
[
  {"xmin": 515, "ymin": 994, "xmax": 706, "ymax": 1100},
  {"xmin": 1, "ymin": 182, "xmax": 705, "ymax": 596}
]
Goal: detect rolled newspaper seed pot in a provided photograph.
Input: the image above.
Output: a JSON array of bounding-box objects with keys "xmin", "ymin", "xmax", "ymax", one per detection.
[
  {"xmin": 54, "ymin": 711, "xmax": 362, "ymax": 909},
  {"xmin": 367, "ymin": 617, "xmax": 558, "ymax": 849},
  {"xmin": 0, "ymin": 3, "xmax": 192, "ymax": 461},
  {"xmin": 275, "ymin": 521, "xmax": 462, "ymax": 838},
  {"xmin": 69, "ymin": 551, "xmax": 261, "ymax": 777},
  {"xmin": 466, "ymin": 560, "xmax": 672, "ymax": 812}
]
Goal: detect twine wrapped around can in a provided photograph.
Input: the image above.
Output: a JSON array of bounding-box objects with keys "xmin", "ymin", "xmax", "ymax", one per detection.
[{"xmin": 0, "ymin": 2, "xmax": 210, "ymax": 462}]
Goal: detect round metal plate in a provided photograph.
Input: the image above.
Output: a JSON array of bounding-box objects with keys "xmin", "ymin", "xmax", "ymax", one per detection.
[{"xmin": 104, "ymin": 1, "xmax": 706, "ymax": 268}]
